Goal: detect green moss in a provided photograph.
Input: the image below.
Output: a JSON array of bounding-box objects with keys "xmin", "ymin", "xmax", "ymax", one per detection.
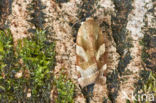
[
  {"xmin": 134, "ymin": 71, "xmax": 156, "ymax": 103},
  {"xmin": 126, "ymin": 99, "xmax": 131, "ymax": 103},
  {"xmin": 0, "ymin": 29, "xmax": 55, "ymax": 102},
  {"xmin": 143, "ymin": 71, "xmax": 156, "ymax": 94},
  {"xmin": 17, "ymin": 29, "xmax": 55, "ymax": 102},
  {"xmin": 0, "ymin": 30, "xmax": 13, "ymax": 70},
  {"xmin": 55, "ymin": 72, "xmax": 75, "ymax": 103},
  {"xmin": 0, "ymin": 29, "xmax": 75, "ymax": 103},
  {"xmin": 0, "ymin": 29, "xmax": 20, "ymax": 102}
]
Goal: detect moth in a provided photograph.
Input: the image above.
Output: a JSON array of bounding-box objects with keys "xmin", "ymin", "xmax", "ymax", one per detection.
[{"xmin": 76, "ymin": 18, "xmax": 107, "ymax": 88}]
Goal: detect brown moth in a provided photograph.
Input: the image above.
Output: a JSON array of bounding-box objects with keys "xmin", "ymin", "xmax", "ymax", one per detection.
[{"xmin": 76, "ymin": 18, "xmax": 107, "ymax": 88}]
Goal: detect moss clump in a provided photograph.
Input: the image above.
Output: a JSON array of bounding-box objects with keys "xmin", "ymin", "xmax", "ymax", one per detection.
[
  {"xmin": 55, "ymin": 73, "xmax": 75, "ymax": 103},
  {"xmin": 0, "ymin": 29, "xmax": 55, "ymax": 102},
  {"xmin": 0, "ymin": 29, "xmax": 14, "ymax": 72},
  {"xmin": 142, "ymin": 71, "xmax": 156, "ymax": 94},
  {"xmin": 0, "ymin": 29, "xmax": 16, "ymax": 102},
  {"xmin": 134, "ymin": 71, "xmax": 156, "ymax": 103},
  {"xmin": 17, "ymin": 29, "xmax": 55, "ymax": 102}
]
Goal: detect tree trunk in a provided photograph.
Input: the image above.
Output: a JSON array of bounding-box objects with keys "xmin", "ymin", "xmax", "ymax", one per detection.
[{"xmin": 0, "ymin": 0, "xmax": 155, "ymax": 103}]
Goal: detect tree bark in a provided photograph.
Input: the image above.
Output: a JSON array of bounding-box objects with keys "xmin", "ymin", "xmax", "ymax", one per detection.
[{"xmin": 0, "ymin": 0, "xmax": 155, "ymax": 103}]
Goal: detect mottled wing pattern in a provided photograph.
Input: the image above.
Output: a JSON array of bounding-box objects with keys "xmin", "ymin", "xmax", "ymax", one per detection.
[{"xmin": 76, "ymin": 18, "xmax": 107, "ymax": 88}]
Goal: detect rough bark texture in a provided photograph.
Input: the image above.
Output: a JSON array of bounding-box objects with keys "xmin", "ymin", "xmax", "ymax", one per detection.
[
  {"xmin": 8, "ymin": 0, "xmax": 34, "ymax": 42},
  {"xmin": 0, "ymin": 0, "xmax": 155, "ymax": 103}
]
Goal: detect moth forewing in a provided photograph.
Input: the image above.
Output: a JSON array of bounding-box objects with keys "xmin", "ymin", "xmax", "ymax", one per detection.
[
  {"xmin": 76, "ymin": 45, "xmax": 88, "ymax": 62},
  {"xmin": 76, "ymin": 18, "xmax": 107, "ymax": 88},
  {"xmin": 96, "ymin": 43, "xmax": 105, "ymax": 61}
]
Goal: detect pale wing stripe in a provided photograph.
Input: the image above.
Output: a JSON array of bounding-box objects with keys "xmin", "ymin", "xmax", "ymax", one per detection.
[
  {"xmin": 100, "ymin": 64, "xmax": 107, "ymax": 76},
  {"xmin": 96, "ymin": 43, "xmax": 105, "ymax": 61},
  {"xmin": 76, "ymin": 45, "xmax": 88, "ymax": 62},
  {"xmin": 101, "ymin": 64, "xmax": 107, "ymax": 71},
  {"xmin": 96, "ymin": 33, "xmax": 98, "ymax": 40},
  {"xmin": 76, "ymin": 63, "xmax": 97, "ymax": 77},
  {"xmin": 82, "ymin": 27, "xmax": 88, "ymax": 41},
  {"xmin": 76, "ymin": 66, "xmax": 84, "ymax": 76},
  {"xmin": 78, "ymin": 71, "xmax": 99, "ymax": 88}
]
